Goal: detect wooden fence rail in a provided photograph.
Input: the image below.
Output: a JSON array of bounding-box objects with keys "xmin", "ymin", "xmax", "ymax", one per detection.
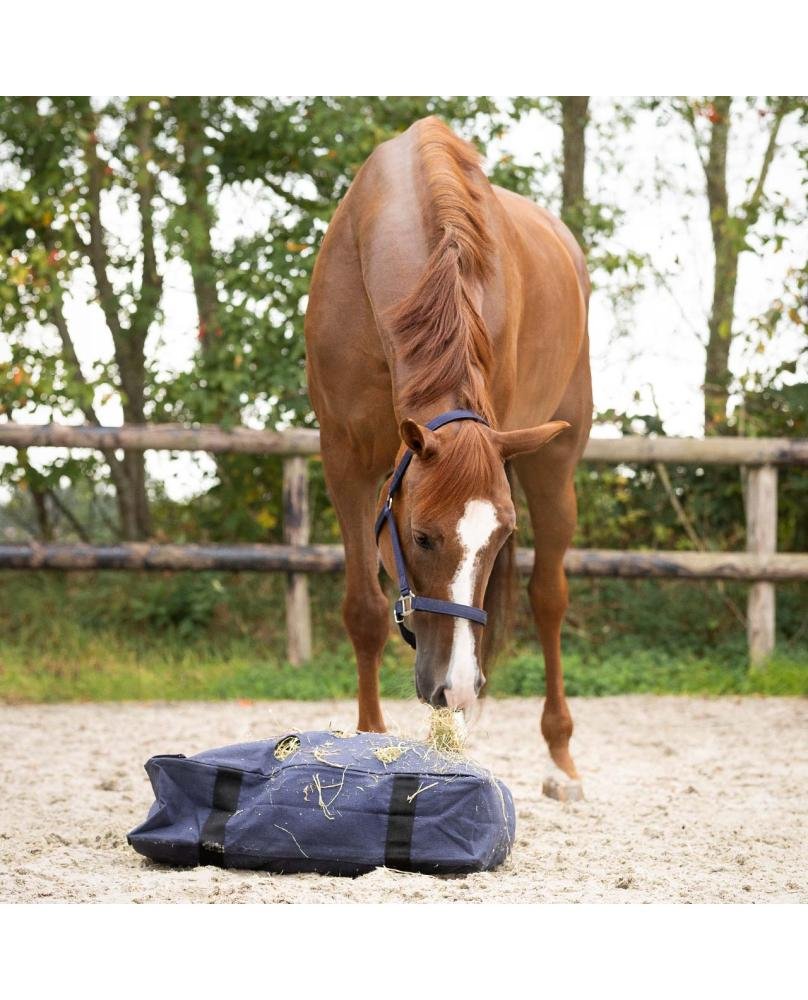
[
  {"xmin": 2, "ymin": 543, "xmax": 806, "ymax": 579},
  {"xmin": 1, "ymin": 423, "xmax": 807, "ymax": 666},
  {"xmin": 2, "ymin": 422, "xmax": 807, "ymax": 464}
]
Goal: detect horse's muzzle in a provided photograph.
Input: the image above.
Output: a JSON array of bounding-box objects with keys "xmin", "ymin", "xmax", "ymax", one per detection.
[{"xmin": 416, "ymin": 666, "xmax": 484, "ymax": 711}]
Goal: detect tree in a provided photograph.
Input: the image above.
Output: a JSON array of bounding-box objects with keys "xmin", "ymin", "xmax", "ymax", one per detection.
[
  {"xmin": 0, "ymin": 96, "xmax": 163, "ymax": 538},
  {"xmin": 675, "ymin": 96, "xmax": 802, "ymax": 433},
  {"xmin": 1, "ymin": 96, "xmax": 548, "ymax": 542},
  {"xmin": 559, "ymin": 96, "xmax": 590, "ymax": 249}
]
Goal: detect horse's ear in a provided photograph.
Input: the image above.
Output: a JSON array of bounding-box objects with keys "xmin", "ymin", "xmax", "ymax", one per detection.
[
  {"xmin": 492, "ymin": 420, "xmax": 570, "ymax": 460},
  {"xmin": 400, "ymin": 419, "xmax": 439, "ymax": 460}
]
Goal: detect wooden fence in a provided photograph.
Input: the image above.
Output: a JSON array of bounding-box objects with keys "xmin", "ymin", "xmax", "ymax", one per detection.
[{"xmin": 1, "ymin": 423, "xmax": 807, "ymax": 667}]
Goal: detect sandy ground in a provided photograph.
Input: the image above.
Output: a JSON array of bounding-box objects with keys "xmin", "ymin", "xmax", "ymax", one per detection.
[{"xmin": 0, "ymin": 696, "xmax": 805, "ymax": 903}]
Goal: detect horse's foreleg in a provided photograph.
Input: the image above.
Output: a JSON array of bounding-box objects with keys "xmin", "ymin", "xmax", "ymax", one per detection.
[
  {"xmin": 513, "ymin": 460, "xmax": 583, "ymax": 801},
  {"xmin": 322, "ymin": 445, "xmax": 390, "ymax": 733}
]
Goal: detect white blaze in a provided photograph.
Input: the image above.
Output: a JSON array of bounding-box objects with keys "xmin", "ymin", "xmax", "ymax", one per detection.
[{"xmin": 445, "ymin": 499, "xmax": 498, "ymax": 710}]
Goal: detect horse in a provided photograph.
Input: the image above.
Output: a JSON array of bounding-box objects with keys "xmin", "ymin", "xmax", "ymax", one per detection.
[{"xmin": 305, "ymin": 116, "xmax": 592, "ymax": 798}]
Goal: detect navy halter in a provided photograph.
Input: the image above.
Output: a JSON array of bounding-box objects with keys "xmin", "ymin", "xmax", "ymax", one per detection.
[{"xmin": 374, "ymin": 409, "xmax": 490, "ymax": 649}]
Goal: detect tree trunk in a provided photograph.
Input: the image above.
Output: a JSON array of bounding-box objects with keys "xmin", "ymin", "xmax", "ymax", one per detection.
[
  {"xmin": 559, "ymin": 96, "xmax": 590, "ymax": 250},
  {"xmin": 703, "ymin": 96, "xmax": 737, "ymax": 435},
  {"xmin": 49, "ymin": 281, "xmax": 146, "ymax": 540},
  {"xmin": 116, "ymin": 449, "xmax": 151, "ymax": 539},
  {"xmin": 116, "ymin": 338, "xmax": 152, "ymax": 539},
  {"xmin": 30, "ymin": 489, "xmax": 52, "ymax": 541},
  {"xmin": 84, "ymin": 117, "xmax": 154, "ymax": 539},
  {"xmin": 177, "ymin": 97, "xmax": 222, "ymax": 350},
  {"xmin": 19, "ymin": 451, "xmax": 53, "ymax": 540}
]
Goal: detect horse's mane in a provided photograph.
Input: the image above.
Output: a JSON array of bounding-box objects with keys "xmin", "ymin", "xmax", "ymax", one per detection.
[{"xmin": 391, "ymin": 118, "xmax": 495, "ymax": 424}]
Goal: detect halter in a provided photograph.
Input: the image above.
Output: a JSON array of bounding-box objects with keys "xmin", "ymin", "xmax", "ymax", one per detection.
[{"xmin": 374, "ymin": 409, "xmax": 490, "ymax": 649}]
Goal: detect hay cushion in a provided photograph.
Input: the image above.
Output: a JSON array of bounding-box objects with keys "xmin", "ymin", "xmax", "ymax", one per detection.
[{"xmin": 128, "ymin": 729, "xmax": 516, "ymax": 876}]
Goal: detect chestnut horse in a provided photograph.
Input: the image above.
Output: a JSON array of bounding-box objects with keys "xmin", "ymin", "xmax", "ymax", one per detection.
[{"xmin": 305, "ymin": 117, "xmax": 591, "ymax": 797}]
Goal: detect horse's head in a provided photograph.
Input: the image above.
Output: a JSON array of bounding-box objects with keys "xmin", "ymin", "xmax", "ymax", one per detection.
[{"xmin": 377, "ymin": 417, "xmax": 569, "ymax": 712}]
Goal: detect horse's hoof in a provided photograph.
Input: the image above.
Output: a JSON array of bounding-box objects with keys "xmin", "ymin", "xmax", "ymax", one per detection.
[
  {"xmin": 542, "ymin": 757, "xmax": 584, "ymax": 801},
  {"xmin": 542, "ymin": 776, "xmax": 585, "ymax": 802}
]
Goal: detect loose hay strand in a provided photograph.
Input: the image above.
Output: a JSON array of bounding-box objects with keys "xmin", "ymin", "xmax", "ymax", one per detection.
[
  {"xmin": 312, "ymin": 744, "xmax": 343, "ymax": 766},
  {"xmin": 273, "ymin": 823, "xmax": 309, "ymax": 857},
  {"xmin": 407, "ymin": 780, "xmax": 439, "ymax": 803},
  {"xmin": 312, "ymin": 770, "xmax": 346, "ymax": 820}
]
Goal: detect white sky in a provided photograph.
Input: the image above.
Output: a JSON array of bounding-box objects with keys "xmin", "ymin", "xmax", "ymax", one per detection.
[{"xmin": 2, "ymin": 97, "xmax": 806, "ymax": 502}]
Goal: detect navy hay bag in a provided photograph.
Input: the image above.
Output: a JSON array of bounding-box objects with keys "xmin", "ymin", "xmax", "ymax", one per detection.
[{"xmin": 128, "ymin": 730, "xmax": 515, "ymax": 876}]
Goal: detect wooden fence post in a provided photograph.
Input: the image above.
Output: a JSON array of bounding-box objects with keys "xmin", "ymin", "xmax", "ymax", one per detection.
[
  {"xmin": 746, "ymin": 464, "xmax": 778, "ymax": 667},
  {"xmin": 282, "ymin": 456, "xmax": 312, "ymax": 664}
]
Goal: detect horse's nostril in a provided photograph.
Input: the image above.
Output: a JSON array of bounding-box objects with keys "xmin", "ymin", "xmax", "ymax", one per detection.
[
  {"xmin": 474, "ymin": 673, "xmax": 485, "ymax": 696},
  {"xmin": 429, "ymin": 685, "xmax": 448, "ymax": 709}
]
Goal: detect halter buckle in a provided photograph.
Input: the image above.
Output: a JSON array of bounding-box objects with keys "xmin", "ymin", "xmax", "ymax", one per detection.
[{"xmin": 394, "ymin": 593, "xmax": 414, "ymax": 623}]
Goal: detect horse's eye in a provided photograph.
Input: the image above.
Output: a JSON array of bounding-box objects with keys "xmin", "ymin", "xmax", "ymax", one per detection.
[{"xmin": 413, "ymin": 531, "xmax": 433, "ymax": 550}]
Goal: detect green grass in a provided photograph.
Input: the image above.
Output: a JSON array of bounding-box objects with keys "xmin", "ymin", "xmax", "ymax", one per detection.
[
  {"xmin": 0, "ymin": 571, "xmax": 805, "ymax": 702},
  {"xmin": 2, "ymin": 639, "xmax": 805, "ymax": 703},
  {"xmin": 491, "ymin": 647, "xmax": 808, "ymax": 697}
]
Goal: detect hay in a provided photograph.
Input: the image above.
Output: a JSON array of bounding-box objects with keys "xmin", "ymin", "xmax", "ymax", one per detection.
[
  {"xmin": 311, "ymin": 772, "xmax": 346, "ymax": 820},
  {"xmin": 372, "ymin": 744, "xmax": 408, "ymax": 765},
  {"xmin": 273, "ymin": 823, "xmax": 310, "ymax": 857},
  {"xmin": 273, "ymin": 734, "xmax": 301, "ymax": 761},
  {"xmin": 427, "ymin": 708, "xmax": 467, "ymax": 756},
  {"xmin": 312, "ymin": 744, "xmax": 343, "ymax": 766},
  {"xmin": 406, "ymin": 780, "xmax": 439, "ymax": 803}
]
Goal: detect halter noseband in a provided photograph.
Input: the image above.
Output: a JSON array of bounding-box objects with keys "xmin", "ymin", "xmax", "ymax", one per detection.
[{"xmin": 374, "ymin": 409, "xmax": 490, "ymax": 649}]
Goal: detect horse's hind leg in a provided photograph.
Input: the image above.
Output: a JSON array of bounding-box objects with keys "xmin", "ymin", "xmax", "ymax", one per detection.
[
  {"xmin": 320, "ymin": 430, "xmax": 391, "ymax": 733},
  {"xmin": 513, "ymin": 450, "xmax": 584, "ymax": 801}
]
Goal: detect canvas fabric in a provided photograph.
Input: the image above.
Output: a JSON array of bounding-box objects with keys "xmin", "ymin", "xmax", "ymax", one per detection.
[{"xmin": 128, "ymin": 729, "xmax": 516, "ymax": 876}]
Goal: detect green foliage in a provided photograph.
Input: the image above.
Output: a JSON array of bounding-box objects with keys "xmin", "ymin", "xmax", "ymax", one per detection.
[
  {"xmin": 562, "ymin": 371, "xmax": 807, "ymax": 563},
  {"xmin": 492, "ymin": 648, "xmax": 807, "ymax": 697},
  {"xmin": 739, "ymin": 380, "xmax": 808, "ymax": 552},
  {"xmin": 0, "ymin": 572, "xmax": 805, "ymax": 703},
  {"xmin": 4, "ymin": 638, "xmax": 804, "ymax": 703},
  {"xmin": 2, "ymin": 96, "xmax": 804, "ymax": 546},
  {"xmin": 1, "ymin": 96, "xmax": 554, "ymax": 541},
  {"xmin": 127, "ymin": 575, "xmax": 228, "ymax": 638}
]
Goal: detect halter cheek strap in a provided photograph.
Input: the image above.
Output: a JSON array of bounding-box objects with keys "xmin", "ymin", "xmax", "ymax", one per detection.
[{"xmin": 374, "ymin": 409, "xmax": 490, "ymax": 649}]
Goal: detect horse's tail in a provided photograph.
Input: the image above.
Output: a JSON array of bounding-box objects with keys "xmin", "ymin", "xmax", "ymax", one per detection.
[
  {"xmin": 481, "ymin": 462, "xmax": 518, "ymax": 683},
  {"xmin": 390, "ymin": 117, "xmax": 495, "ymax": 422}
]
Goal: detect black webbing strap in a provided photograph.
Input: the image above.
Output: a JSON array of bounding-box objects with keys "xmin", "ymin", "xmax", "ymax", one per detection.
[
  {"xmin": 384, "ymin": 773, "xmax": 421, "ymax": 868},
  {"xmin": 198, "ymin": 766, "xmax": 244, "ymax": 867}
]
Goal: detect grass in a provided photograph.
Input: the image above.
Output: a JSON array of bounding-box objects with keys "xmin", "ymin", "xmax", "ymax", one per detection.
[
  {"xmin": 0, "ymin": 571, "xmax": 805, "ymax": 703},
  {"xmin": 2, "ymin": 637, "xmax": 805, "ymax": 703}
]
